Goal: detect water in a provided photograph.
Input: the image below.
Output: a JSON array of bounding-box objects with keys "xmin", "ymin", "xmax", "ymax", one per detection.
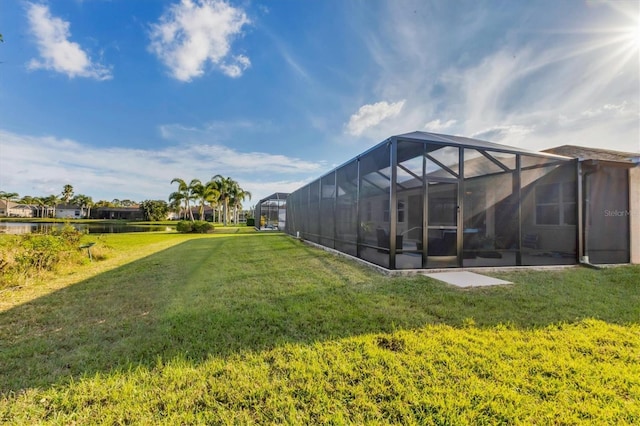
[{"xmin": 0, "ymin": 222, "xmax": 172, "ymax": 235}]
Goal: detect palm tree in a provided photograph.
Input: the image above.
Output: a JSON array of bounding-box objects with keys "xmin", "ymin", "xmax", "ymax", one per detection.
[
  {"xmin": 43, "ymin": 194, "xmax": 60, "ymax": 218},
  {"xmin": 168, "ymin": 191, "xmax": 185, "ymax": 219},
  {"xmin": 34, "ymin": 197, "xmax": 46, "ymax": 218},
  {"xmin": 230, "ymin": 187, "xmax": 252, "ymax": 224},
  {"xmin": 0, "ymin": 191, "xmax": 19, "ymax": 217},
  {"xmin": 211, "ymin": 175, "xmax": 240, "ymax": 226},
  {"xmin": 71, "ymin": 194, "xmax": 93, "ymax": 218},
  {"xmin": 61, "ymin": 184, "xmax": 74, "ymax": 203},
  {"xmin": 191, "ymin": 179, "xmax": 220, "ymax": 221},
  {"xmin": 170, "ymin": 178, "xmax": 195, "ymax": 221}
]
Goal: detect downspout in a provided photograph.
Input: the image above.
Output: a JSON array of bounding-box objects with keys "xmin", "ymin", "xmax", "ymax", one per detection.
[{"xmin": 579, "ymin": 160, "xmax": 601, "ymax": 269}]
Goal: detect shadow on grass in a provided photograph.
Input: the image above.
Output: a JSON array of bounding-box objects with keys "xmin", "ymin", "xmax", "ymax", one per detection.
[{"xmin": 1, "ymin": 233, "xmax": 638, "ymax": 393}]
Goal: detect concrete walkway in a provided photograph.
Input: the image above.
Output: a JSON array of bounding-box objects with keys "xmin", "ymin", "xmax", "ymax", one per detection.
[{"xmin": 423, "ymin": 271, "xmax": 512, "ymax": 288}]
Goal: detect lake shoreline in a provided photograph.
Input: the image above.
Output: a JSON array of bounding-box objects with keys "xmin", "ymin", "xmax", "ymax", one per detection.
[{"xmin": 0, "ymin": 220, "xmax": 176, "ymax": 234}]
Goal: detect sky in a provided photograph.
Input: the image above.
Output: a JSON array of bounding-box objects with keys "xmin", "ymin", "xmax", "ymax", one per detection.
[{"xmin": 0, "ymin": 0, "xmax": 639, "ymax": 206}]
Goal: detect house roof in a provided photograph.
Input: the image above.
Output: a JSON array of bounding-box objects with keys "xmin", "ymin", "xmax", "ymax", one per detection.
[
  {"xmin": 0, "ymin": 201, "xmax": 35, "ymax": 210},
  {"xmin": 542, "ymin": 145, "xmax": 640, "ymax": 164}
]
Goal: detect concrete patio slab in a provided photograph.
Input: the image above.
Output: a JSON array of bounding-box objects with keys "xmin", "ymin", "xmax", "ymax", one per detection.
[{"xmin": 423, "ymin": 271, "xmax": 512, "ymax": 288}]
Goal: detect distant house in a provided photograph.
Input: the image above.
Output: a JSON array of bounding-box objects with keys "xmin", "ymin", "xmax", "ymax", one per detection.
[
  {"xmin": 0, "ymin": 201, "xmax": 36, "ymax": 218},
  {"xmin": 90, "ymin": 206, "xmax": 144, "ymax": 221},
  {"xmin": 55, "ymin": 204, "xmax": 84, "ymax": 219},
  {"xmin": 167, "ymin": 211, "xmax": 181, "ymax": 221},
  {"xmin": 172, "ymin": 205, "xmax": 217, "ymax": 221}
]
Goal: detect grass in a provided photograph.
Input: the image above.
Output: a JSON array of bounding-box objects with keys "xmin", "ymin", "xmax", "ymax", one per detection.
[{"xmin": 0, "ymin": 230, "xmax": 639, "ymax": 424}]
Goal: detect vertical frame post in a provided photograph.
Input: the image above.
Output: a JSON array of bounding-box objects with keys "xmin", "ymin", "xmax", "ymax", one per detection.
[
  {"xmin": 389, "ymin": 139, "xmax": 398, "ymax": 269},
  {"xmin": 457, "ymin": 147, "xmax": 464, "ymax": 266},
  {"xmin": 576, "ymin": 159, "xmax": 584, "ymax": 262},
  {"xmin": 515, "ymin": 155, "xmax": 523, "ymax": 265},
  {"xmin": 356, "ymin": 158, "xmax": 361, "ymax": 258},
  {"xmin": 422, "ymin": 143, "xmax": 428, "ymax": 268}
]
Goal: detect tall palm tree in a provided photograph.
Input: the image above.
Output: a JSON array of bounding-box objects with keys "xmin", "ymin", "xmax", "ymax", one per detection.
[
  {"xmin": 191, "ymin": 179, "xmax": 220, "ymax": 221},
  {"xmin": 61, "ymin": 184, "xmax": 74, "ymax": 203},
  {"xmin": 0, "ymin": 191, "xmax": 19, "ymax": 217},
  {"xmin": 230, "ymin": 187, "xmax": 252, "ymax": 224},
  {"xmin": 170, "ymin": 178, "xmax": 195, "ymax": 221},
  {"xmin": 211, "ymin": 175, "xmax": 239, "ymax": 226}
]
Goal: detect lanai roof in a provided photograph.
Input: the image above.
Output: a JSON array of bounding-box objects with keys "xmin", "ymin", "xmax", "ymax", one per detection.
[
  {"xmin": 259, "ymin": 192, "xmax": 289, "ymax": 203},
  {"xmin": 395, "ymin": 131, "xmax": 569, "ymax": 158}
]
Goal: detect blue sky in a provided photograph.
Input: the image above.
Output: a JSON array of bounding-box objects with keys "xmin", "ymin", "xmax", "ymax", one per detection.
[{"xmin": 0, "ymin": 0, "xmax": 638, "ymax": 205}]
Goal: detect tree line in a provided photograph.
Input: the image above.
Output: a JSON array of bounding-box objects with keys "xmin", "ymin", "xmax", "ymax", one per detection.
[{"xmin": 1, "ymin": 176, "xmax": 252, "ymax": 225}]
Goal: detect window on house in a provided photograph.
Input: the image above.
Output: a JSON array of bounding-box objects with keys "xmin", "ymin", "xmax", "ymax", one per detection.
[
  {"xmin": 397, "ymin": 200, "xmax": 405, "ymax": 223},
  {"xmin": 366, "ymin": 201, "xmax": 372, "ymax": 221},
  {"xmin": 535, "ymin": 182, "xmax": 576, "ymax": 225},
  {"xmin": 383, "ymin": 199, "xmax": 389, "ymax": 222}
]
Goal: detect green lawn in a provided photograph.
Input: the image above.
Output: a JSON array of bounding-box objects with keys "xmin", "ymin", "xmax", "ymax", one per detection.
[{"xmin": 1, "ymin": 230, "xmax": 639, "ymax": 424}]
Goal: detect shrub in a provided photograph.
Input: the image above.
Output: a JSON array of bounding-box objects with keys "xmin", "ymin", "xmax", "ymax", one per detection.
[
  {"xmin": 246, "ymin": 218, "xmax": 255, "ymax": 227},
  {"xmin": 176, "ymin": 221, "xmax": 193, "ymax": 233},
  {"xmin": 192, "ymin": 221, "xmax": 214, "ymax": 233},
  {"xmin": 176, "ymin": 220, "xmax": 214, "ymax": 234},
  {"xmin": 16, "ymin": 234, "xmax": 67, "ymax": 272},
  {"xmin": 51, "ymin": 223, "xmax": 84, "ymax": 245}
]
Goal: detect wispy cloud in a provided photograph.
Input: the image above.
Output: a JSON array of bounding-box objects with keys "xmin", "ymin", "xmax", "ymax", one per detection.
[
  {"xmin": 0, "ymin": 129, "xmax": 323, "ymax": 203},
  {"xmin": 149, "ymin": 0, "xmax": 251, "ymax": 81},
  {"xmin": 350, "ymin": 1, "xmax": 639, "ymax": 152},
  {"xmin": 159, "ymin": 119, "xmax": 278, "ymax": 142},
  {"xmin": 472, "ymin": 125, "xmax": 534, "ymax": 143},
  {"xmin": 345, "ymin": 100, "xmax": 406, "ymax": 136},
  {"xmin": 26, "ymin": 3, "xmax": 112, "ymax": 80},
  {"xmin": 424, "ymin": 119, "xmax": 457, "ymax": 132}
]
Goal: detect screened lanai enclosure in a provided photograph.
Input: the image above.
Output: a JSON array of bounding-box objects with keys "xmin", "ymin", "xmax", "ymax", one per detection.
[
  {"xmin": 256, "ymin": 192, "xmax": 289, "ymax": 230},
  {"xmin": 286, "ymin": 132, "xmax": 579, "ymax": 270}
]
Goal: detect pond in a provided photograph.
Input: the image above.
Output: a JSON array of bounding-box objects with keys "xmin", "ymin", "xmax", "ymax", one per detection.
[{"xmin": 0, "ymin": 222, "xmax": 173, "ymax": 235}]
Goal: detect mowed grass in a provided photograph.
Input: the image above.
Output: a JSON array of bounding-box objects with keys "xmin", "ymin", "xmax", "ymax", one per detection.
[{"xmin": 1, "ymin": 230, "xmax": 639, "ymax": 424}]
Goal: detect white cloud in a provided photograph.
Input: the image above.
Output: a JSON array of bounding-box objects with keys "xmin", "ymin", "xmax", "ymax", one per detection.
[
  {"xmin": 424, "ymin": 119, "xmax": 457, "ymax": 132},
  {"xmin": 149, "ymin": 0, "xmax": 251, "ymax": 81},
  {"xmin": 0, "ymin": 129, "xmax": 323, "ymax": 204},
  {"xmin": 471, "ymin": 125, "xmax": 534, "ymax": 143},
  {"xmin": 26, "ymin": 3, "xmax": 112, "ymax": 80},
  {"xmin": 345, "ymin": 100, "xmax": 406, "ymax": 136}
]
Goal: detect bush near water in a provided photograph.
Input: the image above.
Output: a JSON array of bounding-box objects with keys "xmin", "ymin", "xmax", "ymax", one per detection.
[{"xmin": 0, "ymin": 224, "xmax": 87, "ymax": 289}]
